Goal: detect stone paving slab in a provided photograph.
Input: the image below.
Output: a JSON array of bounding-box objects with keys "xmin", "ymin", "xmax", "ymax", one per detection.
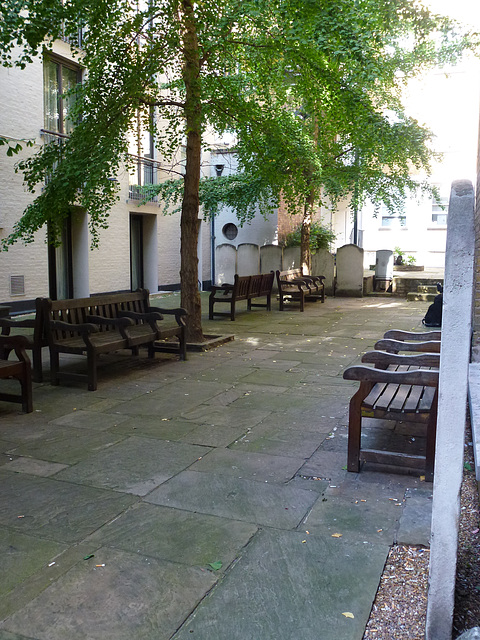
[
  {"xmin": 229, "ymin": 422, "xmax": 326, "ymax": 459},
  {"xmin": 0, "ymin": 527, "xmax": 66, "ymax": 598},
  {"xmin": 172, "ymin": 528, "xmax": 390, "ymax": 640},
  {"xmin": 5, "ymin": 426, "xmax": 126, "ymax": 465},
  {"xmin": 86, "ymin": 502, "xmax": 258, "ymax": 568},
  {"xmin": 55, "ymin": 437, "xmax": 209, "ymax": 496},
  {"xmin": 180, "ymin": 403, "xmax": 270, "ymax": 428},
  {"xmin": 190, "ymin": 447, "xmax": 305, "ymax": 483},
  {"xmin": 106, "ymin": 380, "xmax": 229, "ymax": 417},
  {"xmin": 397, "ymin": 487, "xmax": 433, "ymax": 547},
  {"xmin": 49, "ymin": 409, "xmax": 130, "ymax": 431},
  {"xmin": 146, "ymin": 470, "xmax": 318, "ymax": 528},
  {"xmin": 0, "ymin": 471, "xmax": 136, "ymax": 543},
  {"xmin": 3, "ymin": 457, "xmax": 68, "ymax": 477},
  {"xmin": 305, "ymin": 479, "xmax": 405, "ymax": 545},
  {"xmin": 1, "ymin": 547, "xmax": 217, "ymax": 640}
]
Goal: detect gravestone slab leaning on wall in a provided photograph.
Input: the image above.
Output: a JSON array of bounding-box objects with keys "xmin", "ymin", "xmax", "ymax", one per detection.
[
  {"xmin": 312, "ymin": 249, "xmax": 335, "ymax": 296},
  {"xmin": 282, "ymin": 247, "xmax": 300, "ymax": 270},
  {"xmin": 335, "ymin": 244, "xmax": 364, "ymax": 297},
  {"xmin": 237, "ymin": 243, "xmax": 260, "ymax": 276},
  {"xmin": 215, "ymin": 244, "xmax": 237, "ymax": 285}
]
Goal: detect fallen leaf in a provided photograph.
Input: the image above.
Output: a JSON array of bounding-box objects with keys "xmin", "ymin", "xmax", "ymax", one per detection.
[
  {"xmin": 420, "ymin": 475, "xmax": 426, "ymax": 482},
  {"xmin": 331, "ymin": 533, "xmax": 343, "ymax": 538},
  {"xmin": 208, "ymin": 561, "xmax": 223, "ymax": 571},
  {"xmin": 342, "ymin": 612, "xmax": 355, "ymax": 619}
]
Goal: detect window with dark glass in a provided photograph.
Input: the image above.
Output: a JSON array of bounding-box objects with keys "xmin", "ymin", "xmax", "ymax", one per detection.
[{"xmin": 43, "ymin": 56, "xmax": 81, "ymax": 135}]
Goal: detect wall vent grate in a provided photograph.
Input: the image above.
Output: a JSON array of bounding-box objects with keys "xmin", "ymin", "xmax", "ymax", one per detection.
[{"xmin": 10, "ymin": 275, "xmax": 25, "ymax": 296}]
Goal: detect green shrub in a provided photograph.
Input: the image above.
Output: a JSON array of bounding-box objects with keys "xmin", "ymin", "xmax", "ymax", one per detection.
[{"xmin": 283, "ymin": 221, "xmax": 336, "ymax": 252}]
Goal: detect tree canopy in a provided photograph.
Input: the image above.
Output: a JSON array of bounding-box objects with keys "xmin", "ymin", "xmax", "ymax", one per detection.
[{"xmin": 0, "ymin": 0, "xmax": 476, "ymax": 338}]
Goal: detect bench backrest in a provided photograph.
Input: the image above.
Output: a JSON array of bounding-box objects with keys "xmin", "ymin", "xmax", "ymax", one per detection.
[
  {"xmin": 247, "ymin": 272, "xmax": 274, "ymax": 297},
  {"xmin": 279, "ymin": 269, "xmax": 303, "ymax": 281},
  {"xmin": 233, "ymin": 275, "xmax": 252, "ymax": 298},
  {"xmin": 43, "ymin": 289, "xmax": 151, "ymax": 337}
]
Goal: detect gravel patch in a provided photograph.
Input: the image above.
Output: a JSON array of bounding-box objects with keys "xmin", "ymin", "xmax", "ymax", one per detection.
[{"xmin": 363, "ymin": 421, "xmax": 480, "ymax": 640}]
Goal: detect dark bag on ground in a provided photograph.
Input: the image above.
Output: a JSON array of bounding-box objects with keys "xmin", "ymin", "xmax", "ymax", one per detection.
[{"xmin": 422, "ymin": 293, "xmax": 442, "ymax": 327}]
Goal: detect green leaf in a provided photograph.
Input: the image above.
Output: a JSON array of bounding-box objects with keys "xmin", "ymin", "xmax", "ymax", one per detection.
[
  {"xmin": 208, "ymin": 561, "xmax": 223, "ymax": 571},
  {"xmin": 464, "ymin": 462, "xmax": 472, "ymax": 471}
]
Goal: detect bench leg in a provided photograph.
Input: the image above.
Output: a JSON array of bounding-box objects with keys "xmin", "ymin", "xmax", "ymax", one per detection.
[
  {"xmin": 299, "ymin": 293, "xmax": 305, "ymax": 312},
  {"xmin": 18, "ymin": 365, "xmax": 33, "ymax": 413},
  {"xmin": 87, "ymin": 348, "xmax": 98, "ymax": 391},
  {"xmin": 230, "ymin": 301, "xmax": 236, "ymax": 321},
  {"xmin": 209, "ymin": 297, "xmax": 215, "ymax": 320},
  {"xmin": 266, "ymin": 293, "xmax": 271, "ymax": 311},
  {"xmin": 279, "ymin": 294, "xmax": 284, "ymax": 311},
  {"xmin": 347, "ymin": 385, "xmax": 369, "ymax": 472},
  {"xmin": 32, "ymin": 344, "xmax": 43, "ymax": 383},
  {"xmin": 179, "ymin": 327, "xmax": 187, "ymax": 361},
  {"xmin": 50, "ymin": 350, "xmax": 60, "ymax": 386}
]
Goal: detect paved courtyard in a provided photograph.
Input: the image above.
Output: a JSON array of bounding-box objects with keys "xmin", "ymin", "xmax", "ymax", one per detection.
[{"xmin": 0, "ymin": 293, "xmax": 433, "ymax": 640}]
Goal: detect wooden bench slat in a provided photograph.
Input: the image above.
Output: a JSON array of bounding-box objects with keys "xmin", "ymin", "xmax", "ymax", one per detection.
[
  {"xmin": 389, "ymin": 384, "xmax": 412, "ymax": 411},
  {"xmin": 418, "ymin": 386, "xmax": 436, "ymax": 412},
  {"xmin": 403, "ymin": 384, "xmax": 423, "ymax": 412}
]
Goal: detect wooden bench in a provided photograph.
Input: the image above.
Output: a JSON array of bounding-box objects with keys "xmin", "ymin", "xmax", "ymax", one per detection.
[
  {"xmin": 343, "ymin": 339, "xmax": 440, "ymax": 480},
  {"xmin": 209, "ymin": 272, "xmax": 274, "ymax": 321},
  {"xmin": 276, "ymin": 269, "xmax": 325, "ymax": 312},
  {"xmin": 42, "ymin": 289, "xmax": 187, "ymax": 391},
  {"xmin": 0, "ymin": 335, "xmax": 33, "ymax": 413},
  {"xmin": 0, "ymin": 298, "xmax": 46, "ymax": 383}
]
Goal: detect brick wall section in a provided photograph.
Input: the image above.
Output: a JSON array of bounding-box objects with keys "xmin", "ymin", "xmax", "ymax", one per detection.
[
  {"xmin": 277, "ymin": 195, "xmax": 326, "ymax": 245},
  {"xmin": 475, "ymin": 102, "xmax": 480, "ymax": 343}
]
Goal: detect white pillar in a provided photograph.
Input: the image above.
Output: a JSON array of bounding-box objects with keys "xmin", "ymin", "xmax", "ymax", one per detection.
[{"xmin": 426, "ymin": 180, "xmax": 475, "ymax": 640}]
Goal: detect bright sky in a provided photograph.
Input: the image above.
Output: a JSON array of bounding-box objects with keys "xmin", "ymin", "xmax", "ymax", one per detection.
[{"xmin": 424, "ymin": 0, "xmax": 480, "ymax": 29}]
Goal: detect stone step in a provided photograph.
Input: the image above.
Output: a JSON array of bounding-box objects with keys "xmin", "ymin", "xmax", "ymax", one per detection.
[
  {"xmin": 417, "ymin": 285, "xmax": 439, "ymax": 294},
  {"xmin": 407, "ymin": 292, "xmax": 437, "ymax": 302}
]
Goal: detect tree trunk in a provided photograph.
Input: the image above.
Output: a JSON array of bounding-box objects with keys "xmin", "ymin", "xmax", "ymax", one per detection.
[
  {"xmin": 179, "ymin": 0, "xmax": 204, "ymax": 343},
  {"xmin": 300, "ymin": 188, "xmax": 315, "ymax": 274}
]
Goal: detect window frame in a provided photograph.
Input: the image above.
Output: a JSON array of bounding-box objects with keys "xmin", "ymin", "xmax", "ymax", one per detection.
[{"xmin": 43, "ymin": 53, "xmax": 82, "ymax": 136}]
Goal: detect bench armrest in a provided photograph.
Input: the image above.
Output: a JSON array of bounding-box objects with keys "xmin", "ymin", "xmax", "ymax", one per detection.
[
  {"xmin": 343, "ymin": 365, "xmax": 439, "ymax": 387},
  {"xmin": 51, "ymin": 320, "xmax": 99, "ymax": 335},
  {"xmin": 118, "ymin": 310, "xmax": 164, "ymax": 323},
  {"xmin": 362, "ymin": 350, "xmax": 440, "ymax": 368},
  {"xmin": 374, "ymin": 338, "xmax": 441, "ymax": 354},
  {"xmin": 0, "ymin": 317, "xmax": 37, "ymax": 339},
  {"xmin": 384, "ymin": 329, "xmax": 441, "ymax": 341},
  {"xmin": 149, "ymin": 306, "xmax": 187, "ymax": 327},
  {"xmin": 278, "ymin": 279, "xmax": 309, "ymax": 292},
  {"xmin": 209, "ymin": 284, "xmax": 234, "ymax": 295},
  {"xmin": 0, "ymin": 335, "xmax": 31, "ymax": 363},
  {"xmin": 86, "ymin": 315, "xmax": 135, "ymax": 328}
]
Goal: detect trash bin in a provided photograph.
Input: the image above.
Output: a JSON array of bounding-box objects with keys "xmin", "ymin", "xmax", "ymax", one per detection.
[{"xmin": 375, "ymin": 250, "xmax": 393, "ymax": 291}]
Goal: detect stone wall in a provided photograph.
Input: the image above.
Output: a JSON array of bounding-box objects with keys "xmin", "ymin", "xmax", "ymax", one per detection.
[{"xmin": 475, "ymin": 104, "xmax": 480, "ymax": 343}]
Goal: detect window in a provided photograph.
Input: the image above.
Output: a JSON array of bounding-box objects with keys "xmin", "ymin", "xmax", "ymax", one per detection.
[
  {"xmin": 222, "ymin": 223, "xmax": 238, "ymax": 240},
  {"xmin": 381, "ymin": 213, "xmax": 406, "ymax": 228},
  {"xmin": 43, "ymin": 56, "xmax": 81, "ymax": 136},
  {"xmin": 432, "ymin": 196, "xmax": 448, "ymax": 226},
  {"xmin": 379, "ymin": 203, "xmax": 406, "ymax": 228}
]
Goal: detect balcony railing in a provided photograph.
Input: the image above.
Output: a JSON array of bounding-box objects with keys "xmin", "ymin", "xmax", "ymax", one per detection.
[{"xmin": 128, "ymin": 155, "xmax": 162, "ymax": 203}]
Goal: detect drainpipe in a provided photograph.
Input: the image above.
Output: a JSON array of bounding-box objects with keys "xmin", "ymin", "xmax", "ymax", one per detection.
[{"xmin": 211, "ymin": 163, "xmax": 225, "ymax": 286}]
